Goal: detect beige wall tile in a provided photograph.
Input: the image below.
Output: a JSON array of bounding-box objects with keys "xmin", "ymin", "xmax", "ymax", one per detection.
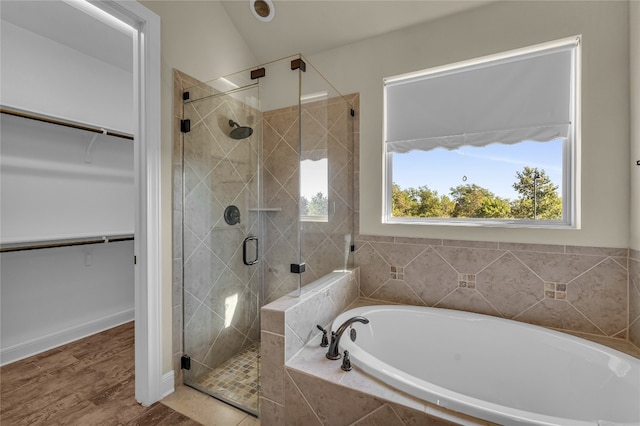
[
  {"xmin": 435, "ymin": 289, "xmax": 502, "ymax": 317},
  {"xmin": 259, "ymin": 397, "xmax": 285, "ymax": 426},
  {"xmin": 511, "ymin": 251, "xmax": 605, "ymax": 283},
  {"xmin": 369, "ymin": 280, "xmax": 424, "ymax": 306},
  {"xmin": 476, "ymin": 253, "xmax": 544, "ymax": 318},
  {"xmin": 434, "ymin": 246, "xmax": 506, "ymax": 274},
  {"xmin": 566, "ymin": 245, "xmax": 628, "ymax": 257},
  {"xmin": 514, "ymin": 299, "xmax": 602, "ymax": 335},
  {"xmin": 352, "ymin": 404, "xmax": 404, "ymax": 426},
  {"xmin": 497, "ymin": 242, "xmax": 565, "ymax": 254},
  {"xmin": 283, "ymin": 371, "xmax": 322, "ymax": 426},
  {"xmin": 285, "ymin": 368, "xmax": 384, "ymax": 425},
  {"xmin": 442, "ymin": 239, "xmax": 499, "ymax": 249},
  {"xmin": 260, "ymin": 331, "xmax": 285, "ymax": 404},
  {"xmin": 404, "ymin": 248, "xmax": 459, "ymax": 305},
  {"xmin": 568, "ymin": 258, "xmax": 628, "ymax": 336}
]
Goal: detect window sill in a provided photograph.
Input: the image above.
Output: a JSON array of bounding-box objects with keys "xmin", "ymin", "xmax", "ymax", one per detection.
[{"xmin": 385, "ymin": 217, "xmax": 577, "ymax": 229}]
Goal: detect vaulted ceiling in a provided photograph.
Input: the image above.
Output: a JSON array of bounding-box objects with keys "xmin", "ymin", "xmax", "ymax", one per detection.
[
  {"xmin": 1, "ymin": 1, "xmax": 493, "ymax": 73},
  {"xmin": 221, "ymin": 0, "xmax": 494, "ymax": 63}
]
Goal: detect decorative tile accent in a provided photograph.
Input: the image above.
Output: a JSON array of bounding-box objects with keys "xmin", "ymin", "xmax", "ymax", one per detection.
[
  {"xmin": 458, "ymin": 273, "xmax": 475, "ymax": 289},
  {"xmin": 389, "ymin": 266, "xmax": 404, "ymax": 280},
  {"xmin": 544, "ymin": 282, "xmax": 567, "ymax": 300}
]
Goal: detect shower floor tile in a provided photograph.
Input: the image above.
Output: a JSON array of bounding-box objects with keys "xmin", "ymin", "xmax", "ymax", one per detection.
[{"xmin": 195, "ymin": 342, "xmax": 259, "ymax": 413}]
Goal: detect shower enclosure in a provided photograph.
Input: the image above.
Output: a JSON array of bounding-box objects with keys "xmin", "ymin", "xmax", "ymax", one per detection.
[{"xmin": 179, "ymin": 55, "xmax": 354, "ymax": 415}]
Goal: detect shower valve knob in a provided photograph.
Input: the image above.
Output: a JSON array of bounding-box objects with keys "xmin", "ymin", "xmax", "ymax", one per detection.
[{"xmin": 316, "ymin": 325, "xmax": 329, "ymax": 347}]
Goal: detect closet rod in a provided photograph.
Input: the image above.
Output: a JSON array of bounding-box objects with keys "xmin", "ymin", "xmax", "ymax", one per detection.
[
  {"xmin": 0, "ymin": 236, "xmax": 134, "ymax": 253},
  {"xmin": 0, "ymin": 107, "xmax": 134, "ymax": 141}
]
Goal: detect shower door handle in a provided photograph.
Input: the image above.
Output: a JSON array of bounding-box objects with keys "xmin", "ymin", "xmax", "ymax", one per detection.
[{"xmin": 243, "ymin": 236, "xmax": 259, "ymax": 266}]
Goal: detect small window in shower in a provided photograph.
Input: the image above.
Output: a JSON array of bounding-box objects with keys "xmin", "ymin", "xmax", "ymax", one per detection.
[
  {"xmin": 383, "ymin": 37, "xmax": 580, "ymax": 227},
  {"xmin": 300, "ymin": 158, "xmax": 328, "ymax": 222}
]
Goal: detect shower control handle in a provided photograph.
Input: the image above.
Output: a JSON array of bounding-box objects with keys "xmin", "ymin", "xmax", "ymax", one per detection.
[{"xmin": 243, "ymin": 236, "xmax": 259, "ymax": 266}]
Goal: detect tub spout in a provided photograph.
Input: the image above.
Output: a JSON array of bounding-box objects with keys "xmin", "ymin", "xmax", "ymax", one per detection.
[{"xmin": 326, "ymin": 316, "xmax": 369, "ymax": 360}]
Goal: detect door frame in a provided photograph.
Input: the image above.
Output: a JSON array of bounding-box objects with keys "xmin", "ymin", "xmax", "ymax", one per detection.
[{"xmin": 96, "ymin": 0, "xmax": 163, "ymax": 406}]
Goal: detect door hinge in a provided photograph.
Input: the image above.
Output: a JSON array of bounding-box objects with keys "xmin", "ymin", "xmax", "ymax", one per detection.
[
  {"xmin": 290, "ymin": 263, "xmax": 306, "ymax": 274},
  {"xmin": 291, "ymin": 58, "xmax": 306, "ymax": 72},
  {"xmin": 133, "ymin": 255, "xmax": 137, "ymax": 265},
  {"xmin": 250, "ymin": 67, "xmax": 266, "ymax": 80},
  {"xmin": 350, "ymin": 108, "xmax": 355, "ymax": 117},
  {"xmin": 180, "ymin": 119, "xmax": 191, "ymax": 133},
  {"xmin": 181, "ymin": 355, "xmax": 191, "ymax": 370},
  {"xmin": 182, "ymin": 91, "xmax": 190, "ymax": 101}
]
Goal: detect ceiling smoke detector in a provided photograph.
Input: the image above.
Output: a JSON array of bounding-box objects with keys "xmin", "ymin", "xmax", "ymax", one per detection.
[{"xmin": 250, "ymin": 0, "xmax": 274, "ymax": 22}]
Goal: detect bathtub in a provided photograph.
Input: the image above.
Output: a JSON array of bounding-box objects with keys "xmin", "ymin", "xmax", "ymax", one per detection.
[{"xmin": 332, "ymin": 305, "xmax": 640, "ymax": 426}]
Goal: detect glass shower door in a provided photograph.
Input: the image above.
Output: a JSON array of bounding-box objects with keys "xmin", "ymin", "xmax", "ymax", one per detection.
[{"xmin": 181, "ymin": 78, "xmax": 261, "ymax": 415}]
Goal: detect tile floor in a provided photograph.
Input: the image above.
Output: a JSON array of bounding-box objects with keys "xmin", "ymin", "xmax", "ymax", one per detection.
[
  {"xmin": 194, "ymin": 343, "xmax": 260, "ymax": 413},
  {"xmin": 162, "ymin": 386, "xmax": 259, "ymax": 426}
]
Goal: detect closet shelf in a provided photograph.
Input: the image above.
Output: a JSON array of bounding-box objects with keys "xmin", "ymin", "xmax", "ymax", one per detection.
[
  {"xmin": 0, "ymin": 106, "xmax": 134, "ymax": 141},
  {"xmin": 0, "ymin": 234, "xmax": 134, "ymax": 253}
]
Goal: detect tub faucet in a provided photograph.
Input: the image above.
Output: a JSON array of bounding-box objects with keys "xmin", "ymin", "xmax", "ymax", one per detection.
[{"xmin": 326, "ymin": 316, "xmax": 369, "ymax": 360}]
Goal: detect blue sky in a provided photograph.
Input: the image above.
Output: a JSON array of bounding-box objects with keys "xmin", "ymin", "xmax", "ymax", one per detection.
[{"xmin": 391, "ymin": 140, "xmax": 563, "ymax": 200}]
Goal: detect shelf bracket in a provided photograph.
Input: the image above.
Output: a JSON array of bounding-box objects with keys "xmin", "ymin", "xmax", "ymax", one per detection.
[{"xmin": 85, "ymin": 128, "xmax": 107, "ymax": 163}]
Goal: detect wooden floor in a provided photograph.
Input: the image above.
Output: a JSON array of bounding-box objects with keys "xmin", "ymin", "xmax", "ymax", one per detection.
[{"xmin": 0, "ymin": 322, "xmax": 200, "ymax": 425}]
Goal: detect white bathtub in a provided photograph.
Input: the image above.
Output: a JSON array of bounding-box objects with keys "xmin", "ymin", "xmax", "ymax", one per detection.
[{"xmin": 332, "ymin": 305, "xmax": 640, "ymax": 426}]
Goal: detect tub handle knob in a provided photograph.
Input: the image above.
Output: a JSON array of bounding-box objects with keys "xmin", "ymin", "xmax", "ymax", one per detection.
[
  {"xmin": 341, "ymin": 350, "xmax": 352, "ymax": 371},
  {"xmin": 316, "ymin": 325, "xmax": 329, "ymax": 347}
]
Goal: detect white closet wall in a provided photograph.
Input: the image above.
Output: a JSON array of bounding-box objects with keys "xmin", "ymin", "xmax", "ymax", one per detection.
[
  {"xmin": 0, "ymin": 11, "xmax": 135, "ymax": 365},
  {"xmin": 1, "ymin": 20, "xmax": 134, "ymax": 132}
]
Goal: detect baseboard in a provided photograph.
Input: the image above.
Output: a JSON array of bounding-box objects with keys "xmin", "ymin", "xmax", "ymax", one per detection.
[
  {"xmin": 0, "ymin": 308, "xmax": 135, "ymax": 366},
  {"xmin": 161, "ymin": 371, "xmax": 175, "ymax": 398}
]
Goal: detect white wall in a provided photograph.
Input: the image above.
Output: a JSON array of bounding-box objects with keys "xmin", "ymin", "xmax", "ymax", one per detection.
[
  {"xmin": 0, "ymin": 17, "xmax": 134, "ymax": 364},
  {"xmin": 631, "ymin": 0, "xmax": 640, "ymax": 252},
  {"xmin": 139, "ymin": 0, "xmax": 258, "ymax": 374},
  {"xmin": 0, "ymin": 21, "xmax": 133, "ymax": 133},
  {"xmin": 0, "ymin": 114, "xmax": 133, "ymax": 243},
  {"xmin": 309, "ymin": 0, "xmax": 631, "ymax": 248},
  {"xmin": 1, "ymin": 241, "xmax": 134, "ymax": 364}
]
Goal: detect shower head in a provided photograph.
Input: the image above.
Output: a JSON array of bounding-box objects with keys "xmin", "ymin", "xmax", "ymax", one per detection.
[{"xmin": 228, "ymin": 120, "xmax": 253, "ymax": 140}]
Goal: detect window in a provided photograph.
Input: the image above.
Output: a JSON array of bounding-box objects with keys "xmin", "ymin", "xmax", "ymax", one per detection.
[
  {"xmin": 383, "ymin": 37, "xmax": 579, "ymax": 227},
  {"xmin": 300, "ymin": 157, "xmax": 328, "ymax": 222}
]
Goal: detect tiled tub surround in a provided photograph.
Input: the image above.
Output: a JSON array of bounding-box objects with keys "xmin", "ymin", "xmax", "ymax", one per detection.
[
  {"xmin": 283, "ymin": 298, "xmax": 640, "ymax": 426},
  {"xmin": 355, "ymin": 237, "xmax": 633, "ymax": 341},
  {"xmin": 286, "ymin": 336, "xmax": 494, "ymax": 426},
  {"xmin": 259, "ymin": 269, "xmax": 360, "ymax": 425}
]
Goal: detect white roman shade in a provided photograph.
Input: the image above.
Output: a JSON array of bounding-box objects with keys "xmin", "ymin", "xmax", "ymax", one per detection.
[{"xmin": 384, "ymin": 39, "xmax": 577, "ymax": 154}]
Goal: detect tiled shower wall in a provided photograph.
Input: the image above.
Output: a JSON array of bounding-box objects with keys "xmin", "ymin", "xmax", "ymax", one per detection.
[
  {"xmin": 181, "ymin": 79, "xmax": 262, "ymax": 382},
  {"xmin": 261, "ymin": 94, "xmax": 357, "ymax": 303},
  {"xmin": 173, "ymin": 68, "xmax": 360, "ymax": 384},
  {"xmin": 173, "ymin": 70, "xmax": 262, "ymax": 385}
]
